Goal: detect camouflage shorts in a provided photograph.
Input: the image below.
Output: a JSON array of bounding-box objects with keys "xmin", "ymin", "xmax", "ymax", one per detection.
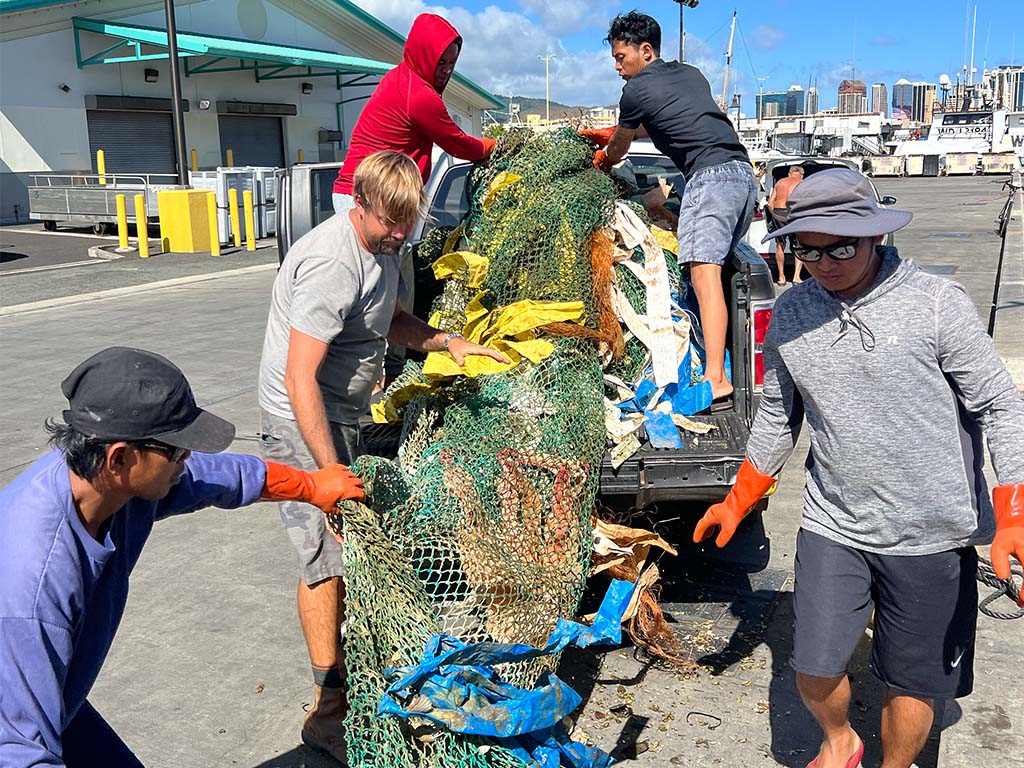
[{"xmin": 258, "ymin": 409, "xmax": 363, "ymax": 586}]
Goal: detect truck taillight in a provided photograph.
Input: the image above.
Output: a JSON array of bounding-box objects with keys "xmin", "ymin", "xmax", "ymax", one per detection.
[{"xmin": 750, "ymin": 301, "xmax": 774, "ymax": 390}]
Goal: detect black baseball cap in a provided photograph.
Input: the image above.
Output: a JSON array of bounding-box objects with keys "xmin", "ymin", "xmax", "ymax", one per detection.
[{"xmin": 61, "ymin": 347, "xmax": 235, "ymax": 452}]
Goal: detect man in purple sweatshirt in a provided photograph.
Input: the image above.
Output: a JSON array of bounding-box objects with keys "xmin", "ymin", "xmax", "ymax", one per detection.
[{"xmin": 0, "ymin": 347, "xmax": 365, "ymax": 767}]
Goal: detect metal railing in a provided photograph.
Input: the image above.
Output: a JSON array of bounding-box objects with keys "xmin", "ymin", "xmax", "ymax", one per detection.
[{"xmin": 29, "ymin": 172, "xmax": 181, "ymax": 188}]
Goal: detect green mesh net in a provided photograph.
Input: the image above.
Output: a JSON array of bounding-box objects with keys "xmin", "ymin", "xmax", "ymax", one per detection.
[{"xmin": 324, "ymin": 129, "xmax": 642, "ymax": 766}]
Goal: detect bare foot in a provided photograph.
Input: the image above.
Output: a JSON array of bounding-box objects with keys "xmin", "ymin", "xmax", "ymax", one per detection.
[
  {"xmin": 793, "ymin": 277, "xmax": 802, "ymax": 284},
  {"xmin": 704, "ymin": 378, "xmax": 734, "ymax": 401}
]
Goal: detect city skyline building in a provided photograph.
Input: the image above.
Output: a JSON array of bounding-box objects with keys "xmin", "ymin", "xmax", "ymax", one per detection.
[
  {"xmin": 911, "ymin": 81, "xmax": 937, "ymax": 123},
  {"xmin": 838, "ymin": 79, "xmax": 868, "ymax": 114},
  {"xmin": 985, "ymin": 65, "xmax": 1024, "ymax": 111},
  {"xmin": 806, "ymin": 86, "xmax": 818, "ymax": 115},
  {"xmin": 871, "ymin": 82, "xmax": 888, "ymax": 117},
  {"xmin": 892, "ymin": 78, "xmax": 914, "ymax": 120},
  {"xmin": 756, "ymin": 84, "xmax": 805, "ymax": 118}
]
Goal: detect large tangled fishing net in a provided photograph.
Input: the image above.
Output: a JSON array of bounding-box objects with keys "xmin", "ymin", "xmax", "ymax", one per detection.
[{"xmin": 325, "ymin": 128, "xmax": 692, "ymax": 767}]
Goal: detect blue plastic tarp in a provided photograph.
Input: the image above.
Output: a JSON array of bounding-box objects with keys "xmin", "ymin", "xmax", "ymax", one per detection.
[{"xmin": 379, "ymin": 579, "xmax": 636, "ymax": 767}]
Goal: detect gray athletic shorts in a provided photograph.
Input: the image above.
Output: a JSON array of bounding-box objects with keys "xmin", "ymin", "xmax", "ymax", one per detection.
[
  {"xmin": 258, "ymin": 409, "xmax": 364, "ymax": 586},
  {"xmin": 792, "ymin": 528, "xmax": 978, "ymax": 700},
  {"xmin": 677, "ymin": 160, "xmax": 757, "ymax": 267}
]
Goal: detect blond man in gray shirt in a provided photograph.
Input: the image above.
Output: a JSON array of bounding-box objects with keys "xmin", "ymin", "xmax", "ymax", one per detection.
[{"xmin": 257, "ymin": 150, "xmax": 506, "ymax": 761}]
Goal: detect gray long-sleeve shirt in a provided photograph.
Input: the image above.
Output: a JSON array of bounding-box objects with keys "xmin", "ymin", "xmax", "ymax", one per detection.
[{"xmin": 747, "ymin": 247, "xmax": 1024, "ymax": 555}]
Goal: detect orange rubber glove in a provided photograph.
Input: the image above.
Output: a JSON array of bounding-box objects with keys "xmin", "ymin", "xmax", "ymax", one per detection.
[
  {"xmin": 693, "ymin": 460, "xmax": 776, "ymax": 547},
  {"xmin": 991, "ymin": 484, "xmax": 1024, "ymax": 593},
  {"xmin": 578, "ymin": 127, "xmax": 616, "ymax": 147},
  {"xmin": 481, "ymin": 137, "xmax": 497, "ymax": 157},
  {"xmin": 262, "ymin": 461, "xmax": 365, "ymax": 512},
  {"xmin": 593, "ymin": 149, "xmax": 614, "ymax": 172}
]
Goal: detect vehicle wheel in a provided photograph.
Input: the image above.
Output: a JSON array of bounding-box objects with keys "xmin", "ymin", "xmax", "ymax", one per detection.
[
  {"xmin": 43, "ymin": 220, "xmax": 57, "ymax": 231},
  {"xmin": 93, "ymin": 222, "xmax": 110, "ymax": 236}
]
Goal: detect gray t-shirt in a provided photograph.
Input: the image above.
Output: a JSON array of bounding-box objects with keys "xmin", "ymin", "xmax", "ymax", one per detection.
[{"xmin": 258, "ymin": 212, "xmax": 400, "ymax": 425}]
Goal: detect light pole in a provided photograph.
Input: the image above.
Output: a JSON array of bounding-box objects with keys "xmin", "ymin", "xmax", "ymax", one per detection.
[
  {"xmin": 538, "ymin": 54, "xmax": 556, "ymax": 125},
  {"xmin": 164, "ymin": 0, "xmax": 188, "ymax": 185},
  {"xmin": 672, "ymin": 0, "xmax": 700, "ymax": 63},
  {"xmin": 757, "ymin": 76, "xmax": 768, "ymax": 126}
]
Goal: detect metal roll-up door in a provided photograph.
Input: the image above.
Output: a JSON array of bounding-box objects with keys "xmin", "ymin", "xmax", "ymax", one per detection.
[
  {"xmin": 218, "ymin": 114, "xmax": 285, "ymax": 167},
  {"xmin": 87, "ymin": 110, "xmax": 176, "ymax": 175}
]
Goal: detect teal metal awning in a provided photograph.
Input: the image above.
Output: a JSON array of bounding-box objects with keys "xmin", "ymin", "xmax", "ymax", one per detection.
[{"xmin": 72, "ymin": 16, "xmax": 394, "ymax": 83}]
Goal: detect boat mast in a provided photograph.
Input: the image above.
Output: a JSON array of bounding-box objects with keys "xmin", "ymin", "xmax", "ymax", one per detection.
[{"xmin": 720, "ymin": 11, "xmax": 737, "ymax": 110}]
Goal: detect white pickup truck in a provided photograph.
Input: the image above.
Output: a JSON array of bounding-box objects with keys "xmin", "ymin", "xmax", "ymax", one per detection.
[{"xmin": 275, "ymin": 143, "xmax": 776, "ymax": 505}]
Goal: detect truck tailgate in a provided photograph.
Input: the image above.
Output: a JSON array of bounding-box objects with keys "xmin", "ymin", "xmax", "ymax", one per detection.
[{"xmin": 600, "ymin": 411, "xmax": 749, "ymax": 503}]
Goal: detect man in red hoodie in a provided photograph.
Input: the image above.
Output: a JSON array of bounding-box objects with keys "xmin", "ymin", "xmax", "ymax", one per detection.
[
  {"xmin": 333, "ymin": 13, "xmax": 495, "ymax": 390},
  {"xmin": 331, "ymin": 12, "xmax": 495, "ymax": 216}
]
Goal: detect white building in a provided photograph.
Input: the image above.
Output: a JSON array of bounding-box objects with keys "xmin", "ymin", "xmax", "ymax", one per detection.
[
  {"xmin": 805, "ymin": 86, "xmax": 818, "ymax": 116},
  {"xmin": 0, "ymin": 0, "xmax": 500, "ymax": 223},
  {"xmin": 985, "ymin": 65, "xmax": 1024, "ymax": 112},
  {"xmin": 871, "ymin": 83, "xmax": 888, "ymax": 117}
]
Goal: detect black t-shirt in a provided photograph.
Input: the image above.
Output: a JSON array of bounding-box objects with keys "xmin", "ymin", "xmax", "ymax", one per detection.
[{"xmin": 618, "ymin": 59, "xmax": 749, "ymax": 179}]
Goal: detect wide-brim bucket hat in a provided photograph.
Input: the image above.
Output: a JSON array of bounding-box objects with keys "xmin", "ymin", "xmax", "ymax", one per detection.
[{"xmin": 762, "ymin": 167, "xmax": 912, "ymax": 242}]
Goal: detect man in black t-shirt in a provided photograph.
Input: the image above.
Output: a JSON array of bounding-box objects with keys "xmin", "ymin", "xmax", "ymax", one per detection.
[{"xmin": 592, "ymin": 12, "xmax": 757, "ymax": 405}]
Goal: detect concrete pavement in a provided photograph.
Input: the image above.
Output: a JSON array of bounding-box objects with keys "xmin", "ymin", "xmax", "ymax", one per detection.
[
  {"xmin": 0, "ymin": 224, "xmax": 278, "ymax": 308},
  {"xmin": 0, "ymin": 176, "xmax": 1021, "ymax": 767}
]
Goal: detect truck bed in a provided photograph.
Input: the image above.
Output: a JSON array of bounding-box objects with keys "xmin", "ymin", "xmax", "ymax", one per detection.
[{"xmin": 600, "ymin": 411, "xmax": 749, "ymax": 504}]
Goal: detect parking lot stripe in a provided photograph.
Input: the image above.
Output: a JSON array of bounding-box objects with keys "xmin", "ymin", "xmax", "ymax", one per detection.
[
  {"xmin": 0, "ymin": 259, "xmax": 103, "ymax": 277},
  {"xmin": 2, "ymin": 228, "xmax": 116, "ymax": 240},
  {"xmin": 0, "ymin": 263, "xmax": 277, "ymax": 318}
]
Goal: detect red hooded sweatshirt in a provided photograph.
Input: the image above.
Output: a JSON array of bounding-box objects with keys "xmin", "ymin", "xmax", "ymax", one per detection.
[{"xmin": 333, "ymin": 13, "xmax": 488, "ymax": 195}]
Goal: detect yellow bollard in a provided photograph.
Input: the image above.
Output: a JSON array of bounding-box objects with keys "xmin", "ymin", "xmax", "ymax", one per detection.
[
  {"xmin": 133, "ymin": 194, "xmax": 150, "ymax": 258},
  {"xmin": 225, "ymin": 148, "xmax": 234, "ymax": 167},
  {"xmin": 206, "ymin": 191, "xmax": 221, "ymax": 257},
  {"xmin": 243, "ymin": 190, "xmax": 257, "ymax": 251},
  {"xmin": 191, "ymin": 148, "xmax": 198, "ymax": 173},
  {"xmin": 115, "ymin": 194, "xmax": 129, "ymax": 248},
  {"xmin": 97, "ymin": 150, "xmax": 107, "ymax": 185},
  {"xmin": 297, "ymin": 148, "xmax": 304, "ymax": 163},
  {"xmin": 228, "ymin": 187, "xmax": 241, "ymax": 247}
]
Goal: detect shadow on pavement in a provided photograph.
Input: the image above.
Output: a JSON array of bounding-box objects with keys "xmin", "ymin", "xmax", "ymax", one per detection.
[
  {"xmin": 248, "ymin": 745, "xmax": 340, "ymax": 768},
  {"xmin": 0, "ymin": 250, "xmax": 29, "ymax": 264}
]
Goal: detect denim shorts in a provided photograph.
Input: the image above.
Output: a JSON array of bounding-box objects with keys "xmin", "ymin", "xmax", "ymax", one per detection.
[
  {"xmin": 259, "ymin": 409, "xmax": 364, "ymax": 586},
  {"xmin": 791, "ymin": 529, "xmax": 978, "ymax": 700},
  {"xmin": 676, "ymin": 160, "xmax": 757, "ymax": 266}
]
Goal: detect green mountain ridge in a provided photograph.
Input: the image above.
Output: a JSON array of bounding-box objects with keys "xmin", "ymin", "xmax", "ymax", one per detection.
[{"xmin": 494, "ymin": 94, "xmax": 616, "ymax": 118}]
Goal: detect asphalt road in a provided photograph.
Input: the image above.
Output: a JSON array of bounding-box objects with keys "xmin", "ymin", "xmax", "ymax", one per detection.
[{"xmin": 0, "ymin": 175, "xmax": 1021, "ymax": 768}]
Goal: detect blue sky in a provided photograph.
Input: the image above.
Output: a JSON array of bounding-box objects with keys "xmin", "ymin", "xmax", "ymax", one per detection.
[{"xmin": 359, "ymin": 0, "xmax": 1022, "ymax": 111}]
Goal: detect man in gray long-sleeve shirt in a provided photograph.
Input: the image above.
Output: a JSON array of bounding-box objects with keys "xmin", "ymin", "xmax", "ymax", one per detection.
[{"xmin": 692, "ymin": 168, "xmax": 1024, "ymax": 768}]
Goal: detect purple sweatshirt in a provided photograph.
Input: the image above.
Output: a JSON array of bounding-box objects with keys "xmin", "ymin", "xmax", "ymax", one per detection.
[{"xmin": 0, "ymin": 449, "xmax": 266, "ymax": 766}]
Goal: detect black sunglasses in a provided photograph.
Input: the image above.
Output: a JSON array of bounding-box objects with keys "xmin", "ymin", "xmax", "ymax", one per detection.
[
  {"xmin": 790, "ymin": 237, "xmax": 861, "ymax": 263},
  {"xmin": 139, "ymin": 441, "xmax": 190, "ymax": 463}
]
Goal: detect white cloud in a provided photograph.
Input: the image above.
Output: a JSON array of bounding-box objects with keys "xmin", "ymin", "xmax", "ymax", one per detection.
[
  {"xmin": 515, "ymin": 0, "xmax": 620, "ymax": 37},
  {"xmin": 749, "ymin": 25, "xmax": 785, "ymax": 52},
  {"xmin": 357, "ymin": 0, "xmax": 734, "ymax": 108}
]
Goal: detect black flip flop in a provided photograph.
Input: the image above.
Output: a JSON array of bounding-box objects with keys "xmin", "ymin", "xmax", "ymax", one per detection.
[{"xmin": 711, "ymin": 397, "xmax": 732, "ymax": 413}]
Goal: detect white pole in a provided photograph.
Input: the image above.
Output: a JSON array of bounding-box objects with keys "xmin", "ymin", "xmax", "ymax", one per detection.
[
  {"xmin": 537, "ymin": 54, "xmax": 556, "ymax": 125},
  {"xmin": 721, "ymin": 12, "xmax": 736, "ymax": 110},
  {"xmin": 969, "ymin": 5, "xmax": 977, "ymax": 86}
]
